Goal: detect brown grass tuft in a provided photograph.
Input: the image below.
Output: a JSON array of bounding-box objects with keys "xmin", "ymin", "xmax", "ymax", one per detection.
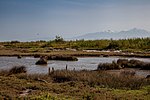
[{"xmin": 9, "ymin": 66, "xmax": 26, "ymax": 74}]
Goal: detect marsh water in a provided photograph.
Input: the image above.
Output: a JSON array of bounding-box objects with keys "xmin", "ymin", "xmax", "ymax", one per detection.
[{"xmin": 0, "ymin": 56, "xmax": 149, "ymax": 77}]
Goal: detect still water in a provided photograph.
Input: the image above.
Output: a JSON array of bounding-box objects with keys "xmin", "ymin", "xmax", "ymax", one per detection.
[{"xmin": 0, "ymin": 56, "xmax": 149, "ymax": 77}]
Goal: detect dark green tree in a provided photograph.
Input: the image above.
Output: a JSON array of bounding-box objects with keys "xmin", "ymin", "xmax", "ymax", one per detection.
[{"xmin": 54, "ymin": 35, "xmax": 64, "ymax": 43}]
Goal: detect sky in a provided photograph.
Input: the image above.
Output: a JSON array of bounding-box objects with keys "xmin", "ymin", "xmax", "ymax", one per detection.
[{"xmin": 0, "ymin": 0, "xmax": 150, "ymax": 41}]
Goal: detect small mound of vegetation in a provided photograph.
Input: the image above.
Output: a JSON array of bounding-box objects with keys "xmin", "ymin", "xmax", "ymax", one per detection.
[
  {"xmin": 117, "ymin": 59, "xmax": 128, "ymax": 68},
  {"xmin": 119, "ymin": 59, "xmax": 150, "ymax": 70},
  {"xmin": 17, "ymin": 55, "xmax": 22, "ymax": 59},
  {"xmin": 98, "ymin": 59, "xmax": 150, "ymax": 70},
  {"xmin": 9, "ymin": 66, "xmax": 26, "ymax": 74},
  {"xmin": 47, "ymin": 55, "xmax": 78, "ymax": 61},
  {"xmin": 97, "ymin": 61, "xmax": 121, "ymax": 70},
  {"xmin": 35, "ymin": 57, "xmax": 47, "ymax": 65},
  {"xmin": 127, "ymin": 59, "xmax": 144, "ymax": 68}
]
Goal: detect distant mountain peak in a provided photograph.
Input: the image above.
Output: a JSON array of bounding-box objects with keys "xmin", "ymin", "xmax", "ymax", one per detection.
[
  {"xmin": 128, "ymin": 28, "xmax": 148, "ymax": 32},
  {"xmin": 104, "ymin": 30, "xmax": 114, "ymax": 33},
  {"xmin": 131, "ymin": 28, "xmax": 138, "ymax": 30},
  {"xmin": 71, "ymin": 28, "xmax": 150, "ymax": 40}
]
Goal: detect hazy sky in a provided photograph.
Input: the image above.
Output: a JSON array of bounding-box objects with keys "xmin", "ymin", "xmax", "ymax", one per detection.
[{"xmin": 0, "ymin": 0, "xmax": 150, "ymax": 41}]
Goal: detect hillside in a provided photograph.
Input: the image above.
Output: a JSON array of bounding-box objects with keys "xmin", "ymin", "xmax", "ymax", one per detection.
[{"xmin": 72, "ymin": 28, "xmax": 150, "ymax": 40}]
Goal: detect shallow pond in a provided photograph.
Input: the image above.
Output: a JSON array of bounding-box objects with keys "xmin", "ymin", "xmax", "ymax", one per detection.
[{"xmin": 0, "ymin": 56, "xmax": 149, "ymax": 77}]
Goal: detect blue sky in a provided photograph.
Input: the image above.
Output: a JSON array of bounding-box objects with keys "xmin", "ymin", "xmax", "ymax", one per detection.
[{"xmin": 0, "ymin": 0, "xmax": 150, "ymax": 41}]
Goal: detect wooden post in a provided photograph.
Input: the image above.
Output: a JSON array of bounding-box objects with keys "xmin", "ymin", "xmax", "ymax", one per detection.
[
  {"xmin": 48, "ymin": 67, "xmax": 51, "ymax": 75},
  {"xmin": 66, "ymin": 65, "xmax": 68, "ymax": 70},
  {"xmin": 52, "ymin": 67, "xmax": 54, "ymax": 74}
]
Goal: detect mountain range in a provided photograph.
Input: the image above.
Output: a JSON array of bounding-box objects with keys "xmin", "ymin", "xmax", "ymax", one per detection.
[{"xmin": 71, "ymin": 28, "xmax": 150, "ymax": 40}]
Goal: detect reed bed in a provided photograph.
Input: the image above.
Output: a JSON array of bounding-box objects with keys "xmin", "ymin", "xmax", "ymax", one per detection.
[
  {"xmin": 2, "ymin": 67, "xmax": 149, "ymax": 90},
  {"xmin": 0, "ymin": 67, "xmax": 150, "ymax": 99},
  {"xmin": 50, "ymin": 70, "xmax": 150, "ymax": 90}
]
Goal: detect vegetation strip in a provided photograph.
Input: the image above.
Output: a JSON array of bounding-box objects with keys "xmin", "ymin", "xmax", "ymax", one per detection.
[
  {"xmin": 0, "ymin": 38, "xmax": 150, "ymax": 58},
  {"xmin": 0, "ymin": 66, "xmax": 150, "ymax": 99}
]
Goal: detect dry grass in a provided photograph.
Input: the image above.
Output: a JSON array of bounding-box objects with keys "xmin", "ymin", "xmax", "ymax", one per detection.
[
  {"xmin": 0, "ymin": 69, "xmax": 150, "ymax": 99},
  {"xmin": 8, "ymin": 66, "xmax": 26, "ymax": 75},
  {"xmin": 49, "ymin": 70, "xmax": 150, "ymax": 90},
  {"xmin": 120, "ymin": 70, "xmax": 136, "ymax": 76},
  {"xmin": 1, "ymin": 69, "xmax": 150, "ymax": 90}
]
